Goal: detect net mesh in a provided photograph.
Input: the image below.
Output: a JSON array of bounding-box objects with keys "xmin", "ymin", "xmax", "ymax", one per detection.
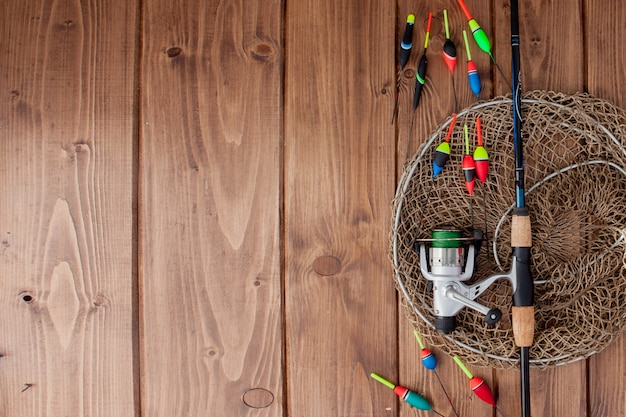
[{"xmin": 390, "ymin": 90, "xmax": 626, "ymax": 368}]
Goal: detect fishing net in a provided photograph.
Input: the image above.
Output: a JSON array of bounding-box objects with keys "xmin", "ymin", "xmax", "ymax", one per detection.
[{"xmin": 391, "ymin": 90, "xmax": 626, "ymax": 368}]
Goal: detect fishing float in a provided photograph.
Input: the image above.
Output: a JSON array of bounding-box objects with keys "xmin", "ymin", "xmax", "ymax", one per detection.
[
  {"xmin": 456, "ymin": 0, "xmax": 510, "ymax": 85},
  {"xmin": 441, "ymin": 9, "xmax": 458, "ymax": 111},
  {"xmin": 370, "ymin": 373, "xmax": 444, "ymax": 416},
  {"xmin": 432, "ymin": 113, "xmax": 457, "ymax": 178},
  {"xmin": 473, "ymin": 117, "xmax": 489, "ymax": 183},
  {"xmin": 405, "ymin": 12, "xmax": 433, "ymax": 161},
  {"xmin": 463, "ymin": 30, "xmax": 481, "ymax": 100},
  {"xmin": 473, "ymin": 117, "xmax": 492, "ymax": 260},
  {"xmin": 413, "ymin": 331, "xmax": 460, "ymax": 417},
  {"xmin": 456, "ymin": 0, "xmax": 492, "ymax": 56},
  {"xmin": 509, "ymin": 1, "xmax": 535, "ymax": 416},
  {"xmin": 391, "ymin": 14, "xmax": 416, "ymax": 124},
  {"xmin": 453, "ymin": 356, "xmax": 507, "ymax": 417},
  {"xmin": 412, "ymin": 12, "xmax": 432, "ymax": 111},
  {"xmin": 463, "ymin": 124, "xmax": 476, "ymax": 227}
]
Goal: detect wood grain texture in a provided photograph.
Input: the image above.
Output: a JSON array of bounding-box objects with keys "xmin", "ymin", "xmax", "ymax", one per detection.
[
  {"xmin": 588, "ymin": 338, "xmax": 625, "ymax": 417},
  {"xmin": 284, "ymin": 0, "xmax": 396, "ymax": 416},
  {"xmin": 1, "ymin": 1, "xmax": 625, "ymax": 417},
  {"xmin": 140, "ymin": 0, "xmax": 283, "ymax": 416},
  {"xmin": 493, "ymin": 0, "xmax": 584, "ymax": 96},
  {"xmin": 0, "ymin": 0, "xmax": 137, "ymax": 416},
  {"xmin": 586, "ymin": 1, "xmax": 626, "ymax": 415}
]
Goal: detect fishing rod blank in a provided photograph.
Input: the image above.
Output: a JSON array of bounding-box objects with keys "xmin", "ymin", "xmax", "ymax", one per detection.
[{"xmin": 510, "ymin": 1, "xmax": 535, "ymax": 417}]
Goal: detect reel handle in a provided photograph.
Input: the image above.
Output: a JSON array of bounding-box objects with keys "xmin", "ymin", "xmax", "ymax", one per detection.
[{"xmin": 444, "ymin": 288, "xmax": 502, "ymax": 325}]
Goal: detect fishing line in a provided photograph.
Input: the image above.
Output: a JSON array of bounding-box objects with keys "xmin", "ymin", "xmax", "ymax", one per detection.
[
  {"xmin": 474, "ymin": 117, "xmax": 492, "ymax": 262},
  {"xmin": 413, "ymin": 331, "xmax": 461, "ymax": 417},
  {"xmin": 481, "ymin": 189, "xmax": 490, "ymax": 261},
  {"xmin": 491, "ymin": 56, "xmax": 511, "ymax": 89}
]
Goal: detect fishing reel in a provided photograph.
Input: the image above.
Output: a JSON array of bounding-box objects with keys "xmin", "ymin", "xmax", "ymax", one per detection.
[{"xmin": 416, "ymin": 226, "xmax": 519, "ymax": 334}]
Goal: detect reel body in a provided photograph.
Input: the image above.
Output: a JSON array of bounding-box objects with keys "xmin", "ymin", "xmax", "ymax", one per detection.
[{"xmin": 417, "ymin": 227, "xmax": 510, "ymax": 333}]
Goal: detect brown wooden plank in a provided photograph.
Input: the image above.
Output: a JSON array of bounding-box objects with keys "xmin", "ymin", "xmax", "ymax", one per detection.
[
  {"xmin": 139, "ymin": 0, "xmax": 283, "ymax": 416},
  {"xmin": 0, "ymin": 0, "xmax": 137, "ymax": 415},
  {"xmin": 586, "ymin": 1, "xmax": 626, "ymax": 415},
  {"xmin": 588, "ymin": 337, "xmax": 625, "ymax": 417},
  {"xmin": 493, "ymin": 0, "xmax": 585, "ymax": 96},
  {"xmin": 493, "ymin": 1, "xmax": 587, "ymax": 416},
  {"xmin": 497, "ymin": 362, "xmax": 587, "ymax": 417},
  {"xmin": 284, "ymin": 0, "xmax": 396, "ymax": 416}
]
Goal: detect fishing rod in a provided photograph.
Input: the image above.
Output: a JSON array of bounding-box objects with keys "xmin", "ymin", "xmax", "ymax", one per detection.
[{"xmin": 509, "ymin": 1, "xmax": 535, "ymax": 416}]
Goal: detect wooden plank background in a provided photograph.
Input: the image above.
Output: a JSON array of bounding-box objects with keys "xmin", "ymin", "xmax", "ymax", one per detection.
[
  {"xmin": 0, "ymin": 0, "xmax": 138, "ymax": 416},
  {"xmin": 140, "ymin": 0, "xmax": 283, "ymax": 416},
  {"xmin": 0, "ymin": 0, "xmax": 624, "ymax": 416}
]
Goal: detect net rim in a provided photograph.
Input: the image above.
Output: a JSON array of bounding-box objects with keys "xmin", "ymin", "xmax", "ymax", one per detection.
[{"xmin": 391, "ymin": 91, "xmax": 626, "ymax": 366}]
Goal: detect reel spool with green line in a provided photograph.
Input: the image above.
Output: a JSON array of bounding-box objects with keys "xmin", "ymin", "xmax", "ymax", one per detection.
[
  {"xmin": 417, "ymin": 226, "xmax": 505, "ymax": 334},
  {"xmin": 430, "ymin": 228, "xmax": 463, "ymax": 247}
]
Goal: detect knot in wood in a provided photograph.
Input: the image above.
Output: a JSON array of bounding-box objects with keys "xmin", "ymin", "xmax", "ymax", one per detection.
[
  {"xmin": 166, "ymin": 47, "xmax": 183, "ymax": 58},
  {"xmin": 93, "ymin": 294, "xmax": 109, "ymax": 307},
  {"xmin": 19, "ymin": 291, "xmax": 35, "ymax": 303},
  {"xmin": 249, "ymin": 42, "xmax": 276, "ymax": 62},
  {"xmin": 312, "ymin": 255, "xmax": 342, "ymax": 276},
  {"xmin": 74, "ymin": 143, "xmax": 89, "ymax": 153},
  {"xmin": 242, "ymin": 388, "xmax": 274, "ymax": 409}
]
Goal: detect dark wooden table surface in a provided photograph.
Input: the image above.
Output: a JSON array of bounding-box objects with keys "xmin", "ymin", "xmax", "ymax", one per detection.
[{"xmin": 1, "ymin": 0, "xmax": 624, "ymax": 416}]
